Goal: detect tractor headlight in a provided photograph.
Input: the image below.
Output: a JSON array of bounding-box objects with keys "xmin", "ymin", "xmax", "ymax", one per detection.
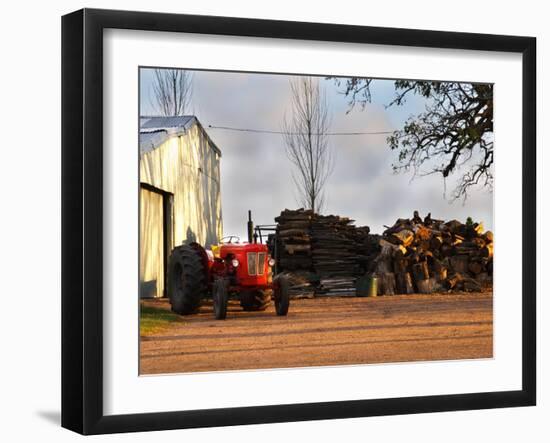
[
  {"xmin": 268, "ymin": 258, "xmax": 276, "ymax": 267},
  {"xmin": 231, "ymin": 259, "xmax": 239, "ymax": 268}
]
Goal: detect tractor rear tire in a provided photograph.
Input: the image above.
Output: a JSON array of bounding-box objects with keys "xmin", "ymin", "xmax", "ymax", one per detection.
[
  {"xmin": 240, "ymin": 289, "xmax": 270, "ymax": 311},
  {"xmin": 274, "ymin": 275, "xmax": 290, "ymax": 316},
  {"xmin": 167, "ymin": 245, "xmax": 207, "ymax": 315},
  {"xmin": 213, "ymin": 278, "xmax": 229, "ymax": 320}
]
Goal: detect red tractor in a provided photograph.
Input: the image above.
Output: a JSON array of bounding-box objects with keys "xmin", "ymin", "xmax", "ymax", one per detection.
[{"xmin": 167, "ymin": 211, "xmax": 289, "ymax": 319}]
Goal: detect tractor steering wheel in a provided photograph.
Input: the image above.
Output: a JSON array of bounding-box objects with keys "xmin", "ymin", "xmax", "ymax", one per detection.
[{"xmin": 221, "ymin": 235, "xmax": 240, "ymax": 244}]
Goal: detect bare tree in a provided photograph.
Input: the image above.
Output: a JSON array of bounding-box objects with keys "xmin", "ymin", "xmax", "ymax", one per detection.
[
  {"xmin": 150, "ymin": 69, "xmax": 193, "ymax": 116},
  {"xmin": 282, "ymin": 77, "xmax": 333, "ymax": 213}
]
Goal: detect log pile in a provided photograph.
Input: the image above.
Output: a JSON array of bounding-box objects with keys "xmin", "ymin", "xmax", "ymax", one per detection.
[
  {"xmin": 311, "ymin": 215, "xmax": 371, "ymax": 295},
  {"xmin": 374, "ymin": 211, "xmax": 493, "ymax": 295},
  {"xmin": 273, "ymin": 209, "xmax": 492, "ymax": 297},
  {"xmin": 274, "ymin": 210, "xmax": 371, "ymax": 296},
  {"xmin": 279, "ymin": 270, "xmax": 317, "ymax": 299},
  {"xmin": 274, "ymin": 209, "xmax": 313, "ymax": 271},
  {"xmin": 316, "ymin": 278, "xmax": 357, "ymax": 296},
  {"xmin": 311, "ymin": 215, "xmax": 362, "ymax": 271}
]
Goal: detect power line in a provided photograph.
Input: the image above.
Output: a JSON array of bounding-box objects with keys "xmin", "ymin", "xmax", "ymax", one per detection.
[{"xmin": 207, "ymin": 124, "xmax": 394, "ymax": 136}]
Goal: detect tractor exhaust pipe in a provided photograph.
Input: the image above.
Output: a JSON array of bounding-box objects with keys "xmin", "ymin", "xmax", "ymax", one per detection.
[{"xmin": 247, "ymin": 210, "xmax": 254, "ymax": 243}]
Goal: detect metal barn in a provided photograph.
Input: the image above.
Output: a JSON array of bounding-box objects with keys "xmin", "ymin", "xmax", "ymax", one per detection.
[{"xmin": 139, "ymin": 116, "xmax": 223, "ymax": 298}]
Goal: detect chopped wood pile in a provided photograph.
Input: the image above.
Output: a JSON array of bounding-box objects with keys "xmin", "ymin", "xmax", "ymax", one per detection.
[
  {"xmin": 374, "ymin": 211, "xmax": 493, "ymax": 295},
  {"xmin": 273, "ymin": 209, "xmax": 492, "ymax": 297}
]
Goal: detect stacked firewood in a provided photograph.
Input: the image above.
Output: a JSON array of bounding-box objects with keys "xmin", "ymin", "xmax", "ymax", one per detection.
[
  {"xmin": 274, "ymin": 209, "xmax": 492, "ymax": 297},
  {"xmin": 279, "ymin": 270, "xmax": 317, "ymax": 299},
  {"xmin": 373, "ymin": 211, "xmax": 493, "ymax": 295},
  {"xmin": 310, "ymin": 215, "xmax": 363, "ymax": 277},
  {"xmin": 310, "ymin": 214, "xmax": 368, "ymax": 295},
  {"xmin": 274, "ymin": 210, "xmax": 371, "ymax": 296},
  {"xmin": 274, "ymin": 209, "xmax": 314, "ymax": 271}
]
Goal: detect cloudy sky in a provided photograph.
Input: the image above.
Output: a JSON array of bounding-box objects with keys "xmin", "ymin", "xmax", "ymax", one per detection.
[{"xmin": 140, "ymin": 68, "xmax": 493, "ymax": 239}]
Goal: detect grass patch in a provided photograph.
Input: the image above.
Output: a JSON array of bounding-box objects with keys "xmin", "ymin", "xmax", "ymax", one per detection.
[{"xmin": 140, "ymin": 304, "xmax": 182, "ymax": 336}]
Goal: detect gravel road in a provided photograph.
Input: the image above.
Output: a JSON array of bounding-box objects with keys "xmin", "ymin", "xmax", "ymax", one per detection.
[{"xmin": 140, "ymin": 291, "xmax": 493, "ymax": 375}]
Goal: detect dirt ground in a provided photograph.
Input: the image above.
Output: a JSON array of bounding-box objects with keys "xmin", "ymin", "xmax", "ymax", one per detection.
[{"xmin": 140, "ymin": 291, "xmax": 493, "ymax": 375}]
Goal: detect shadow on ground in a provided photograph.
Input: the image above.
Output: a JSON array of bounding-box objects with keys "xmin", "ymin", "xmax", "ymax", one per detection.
[{"xmin": 36, "ymin": 410, "xmax": 60, "ymax": 426}]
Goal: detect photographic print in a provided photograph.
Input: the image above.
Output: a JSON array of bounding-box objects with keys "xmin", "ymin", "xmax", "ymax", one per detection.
[
  {"xmin": 138, "ymin": 67, "xmax": 494, "ymax": 375},
  {"xmin": 61, "ymin": 10, "xmax": 535, "ymax": 433}
]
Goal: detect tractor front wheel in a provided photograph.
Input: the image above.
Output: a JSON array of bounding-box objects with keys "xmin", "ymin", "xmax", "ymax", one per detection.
[
  {"xmin": 240, "ymin": 289, "xmax": 270, "ymax": 311},
  {"xmin": 167, "ymin": 245, "xmax": 207, "ymax": 315},
  {"xmin": 273, "ymin": 275, "xmax": 290, "ymax": 316},
  {"xmin": 213, "ymin": 278, "xmax": 229, "ymax": 320}
]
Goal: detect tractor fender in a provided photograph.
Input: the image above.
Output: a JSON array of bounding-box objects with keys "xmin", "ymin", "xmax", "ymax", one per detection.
[{"xmin": 189, "ymin": 242, "xmax": 212, "ymax": 279}]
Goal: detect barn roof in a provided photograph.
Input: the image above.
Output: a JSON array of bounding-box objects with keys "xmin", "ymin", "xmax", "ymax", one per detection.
[{"xmin": 139, "ymin": 116, "xmax": 221, "ymax": 156}]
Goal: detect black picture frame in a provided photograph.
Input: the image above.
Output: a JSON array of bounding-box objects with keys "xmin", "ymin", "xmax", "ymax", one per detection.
[{"xmin": 62, "ymin": 8, "xmax": 536, "ymax": 435}]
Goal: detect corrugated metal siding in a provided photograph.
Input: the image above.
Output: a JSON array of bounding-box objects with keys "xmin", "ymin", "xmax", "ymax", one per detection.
[
  {"xmin": 139, "ymin": 116, "xmax": 221, "ymax": 156},
  {"xmin": 139, "ymin": 130, "xmax": 169, "ymax": 154},
  {"xmin": 141, "ymin": 115, "xmax": 194, "ymax": 129}
]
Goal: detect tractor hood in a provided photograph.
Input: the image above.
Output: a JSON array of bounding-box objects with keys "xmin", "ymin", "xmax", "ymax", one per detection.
[{"xmin": 219, "ymin": 242, "xmax": 268, "ymax": 256}]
